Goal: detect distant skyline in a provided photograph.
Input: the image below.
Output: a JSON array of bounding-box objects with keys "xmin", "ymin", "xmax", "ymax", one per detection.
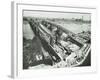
[{"xmin": 23, "ymin": 10, "xmax": 91, "ymax": 21}]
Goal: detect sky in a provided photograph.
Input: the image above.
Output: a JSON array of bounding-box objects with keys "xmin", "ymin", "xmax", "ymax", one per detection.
[{"xmin": 23, "ymin": 10, "xmax": 91, "ymax": 21}]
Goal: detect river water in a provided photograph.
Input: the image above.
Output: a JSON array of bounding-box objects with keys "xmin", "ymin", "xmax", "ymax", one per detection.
[{"xmin": 53, "ymin": 21, "xmax": 91, "ymax": 34}]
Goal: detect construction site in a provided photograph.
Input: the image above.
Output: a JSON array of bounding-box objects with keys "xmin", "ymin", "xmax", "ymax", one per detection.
[{"xmin": 23, "ymin": 17, "xmax": 91, "ymax": 69}]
